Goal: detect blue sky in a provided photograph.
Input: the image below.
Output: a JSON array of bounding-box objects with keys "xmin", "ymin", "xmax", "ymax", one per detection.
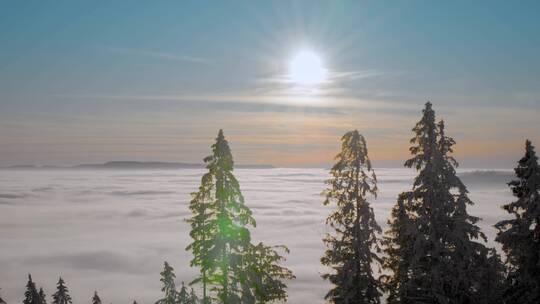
[{"xmin": 1, "ymin": 1, "xmax": 539, "ymax": 167}]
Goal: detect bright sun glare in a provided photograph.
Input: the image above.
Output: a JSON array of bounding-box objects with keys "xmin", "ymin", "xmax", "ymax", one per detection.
[{"xmin": 289, "ymin": 50, "xmax": 328, "ymax": 86}]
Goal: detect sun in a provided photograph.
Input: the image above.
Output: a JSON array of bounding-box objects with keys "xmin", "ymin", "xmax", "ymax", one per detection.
[{"xmin": 289, "ymin": 50, "xmax": 328, "ymax": 86}]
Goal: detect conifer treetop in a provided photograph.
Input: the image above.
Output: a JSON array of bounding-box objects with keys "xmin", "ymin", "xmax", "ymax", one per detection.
[
  {"xmin": 405, "ymin": 101, "xmax": 439, "ymax": 171},
  {"xmin": 206, "ymin": 129, "xmax": 234, "ymax": 172},
  {"xmin": 52, "ymin": 277, "xmax": 72, "ymax": 304},
  {"xmin": 495, "ymin": 140, "xmax": 540, "ymax": 303},
  {"xmin": 156, "ymin": 261, "xmax": 177, "ymax": 304},
  {"xmin": 322, "ymin": 129, "xmax": 382, "ymax": 304},
  {"xmin": 24, "ymin": 274, "xmax": 40, "ymax": 304},
  {"xmin": 92, "ymin": 291, "xmax": 102, "ymax": 304}
]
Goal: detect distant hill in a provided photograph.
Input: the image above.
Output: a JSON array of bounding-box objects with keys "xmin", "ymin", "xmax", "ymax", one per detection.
[
  {"xmin": 1, "ymin": 161, "xmax": 275, "ymax": 170},
  {"xmin": 75, "ymin": 161, "xmax": 203, "ymax": 169},
  {"xmin": 457, "ymin": 170, "xmax": 514, "ymax": 187}
]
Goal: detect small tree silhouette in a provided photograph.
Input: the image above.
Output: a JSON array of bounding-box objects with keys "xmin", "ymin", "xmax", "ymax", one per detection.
[
  {"xmin": 51, "ymin": 278, "xmax": 71, "ymax": 304},
  {"xmin": 92, "ymin": 291, "xmax": 102, "ymax": 304}
]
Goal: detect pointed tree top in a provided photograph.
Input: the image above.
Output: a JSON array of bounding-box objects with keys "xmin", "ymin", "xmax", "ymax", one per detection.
[
  {"xmin": 520, "ymin": 139, "xmax": 538, "ymax": 165},
  {"xmin": 419, "ymin": 101, "xmax": 436, "ymax": 125},
  {"xmin": 208, "ymin": 129, "xmax": 234, "ymax": 171},
  {"xmin": 423, "ymin": 101, "xmax": 435, "ymax": 116},
  {"xmin": 525, "ymin": 139, "xmax": 535, "ymax": 154},
  {"xmin": 91, "ymin": 291, "xmax": 101, "ymax": 304}
]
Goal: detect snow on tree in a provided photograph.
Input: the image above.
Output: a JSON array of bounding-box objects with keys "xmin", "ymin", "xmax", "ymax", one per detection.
[
  {"xmin": 239, "ymin": 243, "xmax": 295, "ymax": 303},
  {"xmin": 382, "ymin": 102, "xmax": 501, "ymax": 304},
  {"xmin": 51, "ymin": 278, "xmax": 72, "ymax": 304},
  {"xmin": 23, "ymin": 275, "xmax": 41, "ymax": 304},
  {"xmin": 156, "ymin": 262, "xmax": 178, "ymax": 304},
  {"xmin": 495, "ymin": 140, "xmax": 540, "ymax": 303},
  {"xmin": 321, "ymin": 130, "xmax": 382, "ymax": 304},
  {"xmin": 186, "ymin": 129, "xmax": 293, "ymax": 303},
  {"xmin": 92, "ymin": 291, "xmax": 102, "ymax": 304}
]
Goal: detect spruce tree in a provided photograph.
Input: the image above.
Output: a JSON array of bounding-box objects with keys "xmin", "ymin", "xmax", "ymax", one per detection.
[
  {"xmin": 239, "ymin": 243, "xmax": 295, "ymax": 303},
  {"xmin": 187, "ymin": 129, "xmax": 293, "ymax": 303},
  {"xmin": 156, "ymin": 262, "xmax": 177, "ymax": 304},
  {"xmin": 177, "ymin": 282, "xmax": 189, "ymax": 304},
  {"xmin": 23, "ymin": 275, "xmax": 40, "ymax": 304},
  {"xmin": 495, "ymin": 140, "xmax": 540, "ymax": 303},
  {"xmin": 187, "ymin": 129, "xmax": 254, "ymax": 303},
  {"xmin": 380, "ymin": 195, "xmax": 414, "ymax": 304},
  {"xmin": 92, "ymin": 291, "xmax": 102, "ymax": 304},
  {"xmin": 38, "ymin": 288, "xmax": 47, "ymax": 304},
  {"xmin": 382, "ymin": 102, "xmax": 500, "ymax": 304},
  {"xmin": 51, "ymin": 278, "xmax": 71, "ymax": 304},
  {"xmin": 321, "ymin": 130, "xmax": 381, "ymax": 304}
]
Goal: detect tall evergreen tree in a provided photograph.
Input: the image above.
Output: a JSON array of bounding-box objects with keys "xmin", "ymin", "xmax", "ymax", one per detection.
[
  {"xmin": 321, "ymin": 130, "xmax": 381, "ymax": 304},
  {"xmin": 495, "ymin": 140, "xmax": 540, "ymax": 303},
  {"xmin": 23, "ymin": 275, "xmax": 40, "ymax": 304},
  {"xmin": 187, "ymin": 129, "xmax": 293, "ymax": 303},
  {"xmin": 38, "ymin": 288, "xmax": 47, "ymax": 304},
  {"xmin": 156, "ymin": 262, "xmax": 177, "ymax": 304},
  {"xmin": 92, "ymin": 291, "xmax": 102, "ymax": 304},
  {"xmin": 187, "ymin": 129, "xmax": 254, "ymax": 303},
  {"xmin": 382, "ymin": 102, "xmax": 500, "ymax": 304},
  {"xmin": 51, "ymin": 278, "xmax": 71, "ymax": 304}
]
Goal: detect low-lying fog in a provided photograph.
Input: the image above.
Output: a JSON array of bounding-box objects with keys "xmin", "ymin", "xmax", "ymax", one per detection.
[{"xmin": 0, "ymin": 168, "xmax": 514, "ymax": 304}]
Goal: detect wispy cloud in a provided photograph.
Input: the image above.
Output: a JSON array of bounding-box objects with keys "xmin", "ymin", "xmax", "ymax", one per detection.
[
  {"xmin": 54, "ymin": 91, "xmax": 406, "ymax": 111},
  {"xmin": 257, "ymin": 67, "xmax": 398, "ymax": 97},
  {"xmin": 98, "ymin": 45, "xmax": 209, "ymax": 64}
]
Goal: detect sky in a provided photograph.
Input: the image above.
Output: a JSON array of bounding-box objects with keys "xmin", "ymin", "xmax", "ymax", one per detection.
[{"xmin": 1, "ymin": 0, "xmax": 539, "ymax": 168}]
